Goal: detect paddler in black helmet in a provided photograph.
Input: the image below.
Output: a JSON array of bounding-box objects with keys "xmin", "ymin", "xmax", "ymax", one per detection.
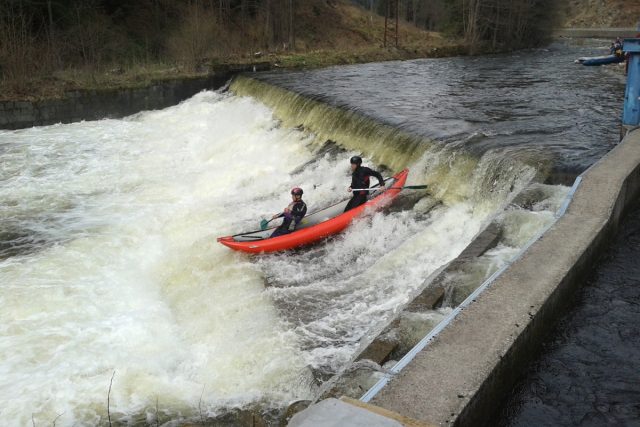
[
  {"xmin": 344, "ymin": 156, "xmax": 385, "ymax": 212},
  {"xmin": 270, "ymin": 187, "xmax": 307, "ymax": 237}
]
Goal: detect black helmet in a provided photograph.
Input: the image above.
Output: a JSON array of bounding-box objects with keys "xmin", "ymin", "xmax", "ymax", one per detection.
[
  {"xmin": 350, "ymin": 155, "xmax": 362, "ymax": 165},
  {"xmin": 291, "ymin": 187, "xmax": 303, "ymax": 196}
]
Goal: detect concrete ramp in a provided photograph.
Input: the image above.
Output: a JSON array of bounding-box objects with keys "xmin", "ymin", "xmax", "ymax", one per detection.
[{"xmin": 289, "ymin": 398, "xmax": 435, "ymax": 427}]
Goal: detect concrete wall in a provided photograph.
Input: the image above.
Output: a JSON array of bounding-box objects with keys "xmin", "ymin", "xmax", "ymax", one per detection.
[
  {"xmin": 367, "ymin": 129, "xmax": 640, "ymax": 426},
  {"xmin": 0, "ymin": 64, "xmax": 269, "ymax": 130}
]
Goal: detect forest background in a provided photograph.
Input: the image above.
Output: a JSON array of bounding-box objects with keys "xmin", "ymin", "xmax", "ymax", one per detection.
[{"xmin": 1, "ymin": 0, "xmax": 638, "ymax": 99}]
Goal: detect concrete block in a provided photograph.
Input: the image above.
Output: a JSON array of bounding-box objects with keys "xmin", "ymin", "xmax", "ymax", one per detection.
[
  {"xmin": 288, "ymin": 398, "xmax": 403, "ymax": 427},
  {"xmin": 341, "ymin": 398, "xmax": 437, "ymax": 427},
  {"xmin": 357, "ymin": 340, "xmax": 398, "ymax": 365}
]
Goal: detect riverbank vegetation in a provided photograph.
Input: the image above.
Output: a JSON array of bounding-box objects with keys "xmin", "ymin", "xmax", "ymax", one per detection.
[
  {"xmin": 1, "ymin": 0, "xmax": 564, "ymax": 100},
  {"xmin": 563, "ymin": 0, "xmax": 640, "ymax": 28}
]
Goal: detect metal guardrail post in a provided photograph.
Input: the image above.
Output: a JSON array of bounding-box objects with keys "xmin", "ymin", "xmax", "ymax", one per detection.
[{"xmin": 622, "ymin": 38, "xmax": 640, "ymax": 137}]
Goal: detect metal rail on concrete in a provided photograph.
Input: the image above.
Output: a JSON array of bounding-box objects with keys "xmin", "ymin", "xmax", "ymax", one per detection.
[{"xmin": 361, "ymin": 175, "xmax": 584, "ymax": 403}]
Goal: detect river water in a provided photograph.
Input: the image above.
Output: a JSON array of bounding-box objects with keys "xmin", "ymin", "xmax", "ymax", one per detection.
[
  {"xmin": 0, "ymin": 39, "xmax": 625, "ymax": 425},
  {"xmin": 247, "ymin": 38, "xmax": 626, "ymax": 176}
]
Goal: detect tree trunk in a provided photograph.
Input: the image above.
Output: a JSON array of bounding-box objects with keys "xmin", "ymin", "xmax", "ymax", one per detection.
[
  {"xmin": 264, "ymin": 0, "xmax": 271, "ymax": 48},
  {"xmin": 289, "ymin": 0, "xmax": 295, "ymax": 50}
]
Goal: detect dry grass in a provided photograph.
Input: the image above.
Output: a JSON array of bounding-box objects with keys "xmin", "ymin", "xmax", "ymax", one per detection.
[
  {"xmin": 564, "ymin": 0, "xmax": 640, "ymax": 28},
  {"xmin": 0, "ymin": 0, "xmax": 463, "ymax": 101},
  {"xmin": 293, "ymin": 0, "xmax": 451, "ymax": 51},
  {"xmin": 2, "ymin": 0, "xmax": 635, "ymax": 102},
  {"xmin": 272, "ymin": 44, "xmax": 467, "ymax": 69},
  {"xmin": 0, "ymin": 63, "xmax": 200, "ymax": 101}
]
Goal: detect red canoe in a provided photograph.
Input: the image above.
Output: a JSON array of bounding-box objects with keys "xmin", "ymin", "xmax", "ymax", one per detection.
[{"xmin": 217, "ymin": 168, "xmax": 409, "ymax": 253}]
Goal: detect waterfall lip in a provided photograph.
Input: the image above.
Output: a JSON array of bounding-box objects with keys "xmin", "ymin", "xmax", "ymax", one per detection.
[
  {"xmin": 0, "ymin": 80, "xmax": 575, "ymax": 423},
  {"xmin": 229, "ymin": 75, "xmax": 434, "ymax": 172}
]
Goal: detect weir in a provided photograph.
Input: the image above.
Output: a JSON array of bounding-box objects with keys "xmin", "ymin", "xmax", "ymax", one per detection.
[
  {"xmin": 288, "ymin": 70, "xmax": 640, "ymax": 427},
  {"xmin": 228, "ymin": 76, "xmax": 578, "ymax": 425},
  {"xmin": 1, "ymin": 81, "xmax": 553, "ymax": 426},
  {"xmin": 230, "ymin": 75, "xmax": 427, "ymax": 173},
  {"xmin": 0, "ymin": 45, "xmax": 626, "ymax": 425},
  {"xmin": 230, "ymin": 75, "xmax": 542, "ymax": 210}
]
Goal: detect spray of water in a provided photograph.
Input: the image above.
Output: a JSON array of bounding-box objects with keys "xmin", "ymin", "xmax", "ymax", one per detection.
[{"xmin": 0, "ymin": 92, "xmax": 318, "ymax": 425}]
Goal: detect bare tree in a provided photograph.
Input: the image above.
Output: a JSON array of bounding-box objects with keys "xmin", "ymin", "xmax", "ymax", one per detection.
[{"xmin": 0, "ymin": 2, "xmax": 37, "ymax": 85}]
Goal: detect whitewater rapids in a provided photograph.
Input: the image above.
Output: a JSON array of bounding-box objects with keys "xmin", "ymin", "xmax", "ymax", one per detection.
[{"xmin": 0, "ymin": 90, "xmax": 567, "ymax": 425}]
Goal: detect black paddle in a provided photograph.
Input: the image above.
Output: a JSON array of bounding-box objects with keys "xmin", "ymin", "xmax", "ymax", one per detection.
[
  {"xmin": 351, "ymin": 185, "xmax": 428, "ymax": 191},
  {"xmin": 259, "ymin": 185, "xmax": 427, "ymax": 230}
]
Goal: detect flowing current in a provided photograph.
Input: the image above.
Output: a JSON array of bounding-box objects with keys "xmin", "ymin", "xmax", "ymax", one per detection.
[{"xmin": 0, "ymin": 41, "xmax": 623, "ymax": 425}]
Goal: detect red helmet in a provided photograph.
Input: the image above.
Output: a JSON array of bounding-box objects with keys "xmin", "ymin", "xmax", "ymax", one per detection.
[{"xmin": 291, "ymin": 187, "xmax": 303, "ymax": 196}]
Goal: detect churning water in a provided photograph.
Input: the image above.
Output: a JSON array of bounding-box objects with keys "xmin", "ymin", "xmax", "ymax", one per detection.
[
  {"xmin": 0, "ymin": 39, "xmax": 624, "ymax": 426},
  {"xmin": 0, "ymin": 92, "xmax": 323, "ymax": 425}
]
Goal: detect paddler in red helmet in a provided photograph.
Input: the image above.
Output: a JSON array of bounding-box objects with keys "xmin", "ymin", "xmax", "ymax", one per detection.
[{"xmin": 270, "ymin": 187, "xmax": 307, "ymax": 237}]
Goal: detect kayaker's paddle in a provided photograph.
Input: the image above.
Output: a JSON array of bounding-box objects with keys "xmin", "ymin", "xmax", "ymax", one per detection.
[
  {"xmin": 260, "ymin": 214, "xmax": 283, "ymax": 230},
  {"xmin": 259, "ymin": 219, "xmax": 271, "ymax": 230},
  {"xmin": 351, "ymin": 185, "xmax": 428, "ymax": 191}
]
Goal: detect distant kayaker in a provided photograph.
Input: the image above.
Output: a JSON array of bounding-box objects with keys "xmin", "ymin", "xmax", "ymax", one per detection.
[
  {"xmin": 345, "ymin": 156, "xmax": 385, "ymax": 212},
  {"xmin": 610, "ymin": 37, "xmax": 624, "ymax": 57},
  {"xmin": 609, "ymin": 42, "xmax": 617, "ymax": 55},
  {"xmin": 270, "ymin": 187, "xmax": 307, "ymax": 237}
]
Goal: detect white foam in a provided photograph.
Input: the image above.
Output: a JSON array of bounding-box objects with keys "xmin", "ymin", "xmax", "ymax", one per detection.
[
  {"xmin": 0, "ymin": 90, "xmax": 567, "ymax": 425},
  {"xmin": 0, "ymin": 92, "xmax": 315, "ymax": 425}
]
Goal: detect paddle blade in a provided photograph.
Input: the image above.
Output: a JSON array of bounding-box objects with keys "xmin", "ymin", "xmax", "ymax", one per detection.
[{"xmin": 260, "ymin": 219, "xmax": 269, "ymax": 230}]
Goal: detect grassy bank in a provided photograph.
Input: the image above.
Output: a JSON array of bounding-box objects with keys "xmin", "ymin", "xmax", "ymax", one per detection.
[
  {"xmin": 0, "ymin": 0, "xmax": 469, "ymax": 102},
  {"xmin": 0, "ymin": 42, "xmax": 472, "ymax": 102}
]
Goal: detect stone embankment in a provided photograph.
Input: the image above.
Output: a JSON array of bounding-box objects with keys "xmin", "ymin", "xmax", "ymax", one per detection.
[{"xmin": 0, "ymin": 64, "xmax": 269, "ymax": 130}]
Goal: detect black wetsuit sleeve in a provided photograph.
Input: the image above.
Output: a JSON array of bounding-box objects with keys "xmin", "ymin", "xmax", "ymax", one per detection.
[{"xmin": 366, "ymin": 167, "xmax": 385, "ymax": 187}]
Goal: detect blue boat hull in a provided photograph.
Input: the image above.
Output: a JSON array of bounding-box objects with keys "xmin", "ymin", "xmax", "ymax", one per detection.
[{"xmin": 576, "ymin": 54, "xmax": 625, "ymax": 66}]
